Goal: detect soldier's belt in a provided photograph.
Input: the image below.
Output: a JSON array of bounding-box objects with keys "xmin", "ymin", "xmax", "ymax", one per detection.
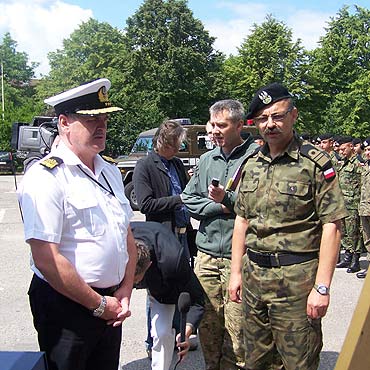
[
  {"xmin": 91, "ymin": 284, "xmax": 120, "ymax": 296},
  {"xmin": 247, "ymin": 250, "xmax": 318, "ymax": 268}
]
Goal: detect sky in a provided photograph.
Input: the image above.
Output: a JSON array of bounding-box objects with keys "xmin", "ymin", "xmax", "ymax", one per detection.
[{"xmin": 0, "ymin": 0, "xmax": 369, "ymax": 77}]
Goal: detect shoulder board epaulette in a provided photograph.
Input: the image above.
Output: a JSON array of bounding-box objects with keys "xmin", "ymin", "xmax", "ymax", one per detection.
[
  {"xmin": 40, "ymin": 156, "xmax": 63, "ymax": 171},
  {"xmin": 300, "ymin": 143, "xmax": 336, "ymax": 182},
  {"xmin": 101, "ymin": 155, "xmax": 117, "ymax": 164}
]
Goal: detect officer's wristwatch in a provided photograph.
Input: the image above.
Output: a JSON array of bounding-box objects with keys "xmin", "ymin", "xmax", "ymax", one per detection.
[
  {"xmin": 314, "ymin": 283, "xmax": 330, "ymax": 296},
  {"xmin": 92, "ymin": 295, "xmax": 107, "ymax": 317}
]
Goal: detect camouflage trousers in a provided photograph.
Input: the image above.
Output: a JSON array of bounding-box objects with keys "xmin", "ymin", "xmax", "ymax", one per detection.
[
  {"xmin": 195, "ymin": 251, "xmax": 245, "ymax": 370},
  {"xmin": 360, "ymin": 216, "xmax": 370, "ymax": 261},
  {"xmin": 342, "ymin": 209, "xmax": 361, "ymax": 253},
  {"xmin": 242, "ymin": 255, "xmax": 322, "ymax": 370}
]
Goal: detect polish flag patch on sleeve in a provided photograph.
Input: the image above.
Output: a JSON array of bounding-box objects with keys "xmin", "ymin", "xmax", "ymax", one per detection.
[{"xmin": 323, "ymin": 167, "xmax": 336, "ymax": 181}]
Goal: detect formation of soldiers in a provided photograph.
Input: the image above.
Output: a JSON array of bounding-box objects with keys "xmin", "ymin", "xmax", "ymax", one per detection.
[{"xmin": 307, "ymin": 133, "xmax": 370, "ymax": 278}]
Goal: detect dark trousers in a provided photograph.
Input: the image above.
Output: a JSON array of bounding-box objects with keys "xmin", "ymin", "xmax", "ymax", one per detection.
[{"xmin": 28, "ymin": 275, "xmax": 122, "ymax": 370}]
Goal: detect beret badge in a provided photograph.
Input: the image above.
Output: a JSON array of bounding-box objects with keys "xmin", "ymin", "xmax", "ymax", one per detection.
[{"xmin": 259, "ymin": 91, "xmax": 272, "ymax": 105}]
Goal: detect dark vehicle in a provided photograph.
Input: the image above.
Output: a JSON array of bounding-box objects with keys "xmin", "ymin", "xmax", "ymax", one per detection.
[
  {"xmin": 0, "ymin": 151, "xmax": 14, "ymax": 173},
  {"xmin": 117, "ymin": 124, "xmax": 257, "ymax": 210}
]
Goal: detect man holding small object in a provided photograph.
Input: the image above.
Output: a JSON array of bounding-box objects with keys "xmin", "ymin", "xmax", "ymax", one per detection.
[
  {"xmin": 131, "ymin": 221, "xmax": 204, "ymax": 370},
  {"xmin": 17, "ymin": 78, "xmax": 137, "ymax": 370},
  {"xmin": 182, "ymin": 99, "xmax": 258, "ymax": 370}
]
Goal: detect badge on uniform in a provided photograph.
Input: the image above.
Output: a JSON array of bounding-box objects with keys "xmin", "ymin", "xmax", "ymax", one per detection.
[
  {"xmin": 40, "ymin": 156, "xmax": 63, "ymax": 170},
  {"xmin": 258, "ymin": 91, "xmax": 272, "ymax": 105},
  {"xmin": 323, "ymin": 167, "xmax": 336, "ymax": 181}
]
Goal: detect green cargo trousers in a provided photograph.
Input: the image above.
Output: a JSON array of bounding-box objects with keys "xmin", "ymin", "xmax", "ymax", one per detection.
[
  {"xmin": 242, "ymin": 255, "xmax": 322, "ymax": 370},
  {"xmin": 195, "ymin": 251, "xmax": 245, "ymax": 370}
]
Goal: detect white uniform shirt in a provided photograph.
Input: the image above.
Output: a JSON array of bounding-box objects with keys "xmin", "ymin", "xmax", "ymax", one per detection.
[{"xmin": 17, "ymin": 141, "xmax": 134, "ymax": 288}]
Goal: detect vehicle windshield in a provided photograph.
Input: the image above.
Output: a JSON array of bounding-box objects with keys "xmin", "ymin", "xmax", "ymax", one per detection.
[
  {"xmin": 131, "ymin": 136, "xmax": 154, "ymax": 153},
  {"xmin": 131, "ymin": 136, "xmax": 188, "ymax": 153}
]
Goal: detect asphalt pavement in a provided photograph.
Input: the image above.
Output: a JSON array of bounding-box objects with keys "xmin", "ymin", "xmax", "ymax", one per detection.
[{"xmin": 0, "ymin": 174, "xmax": 366, "ymax": 370}]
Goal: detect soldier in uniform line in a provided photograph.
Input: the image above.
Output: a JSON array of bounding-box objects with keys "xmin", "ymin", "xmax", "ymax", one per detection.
[
  {"xmin": 333, "ymin": 135, "xmax": 342, "ymax": 158},
  {"xmin": 336, "ymin": 136, "xmax": 363, "ymax": 273},
  {"xmin": 357, "ymin": 137, "xmax": 370, "ymax": 279},
  {"xmin": 316, "ymin": 133, "xmax": 340, "ymax": 166},
  {"xmin": 229, "ymin": 82, "xmax": 347, "ymax": 370},
  {"xmin": 352, "ymin": 138, "xmax": 365, "ymax": 164},
  {"xmin": 182, "ymin": 99, "xmax": 259, "ymax": 370}
]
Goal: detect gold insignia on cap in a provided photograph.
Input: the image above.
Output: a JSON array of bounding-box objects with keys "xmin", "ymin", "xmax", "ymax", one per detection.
[
  {"xmin": 98, "ymin": 86, "xmax": 109, "ymax": 103},
  {"xmin": 259, "ymin": 91, "xmax": 272, "ymax": 105}
]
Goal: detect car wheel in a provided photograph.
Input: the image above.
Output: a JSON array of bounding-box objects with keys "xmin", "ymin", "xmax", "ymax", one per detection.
[{"xmin": 125, "ymin": 182, "xmax": 139, "ymax": 211}]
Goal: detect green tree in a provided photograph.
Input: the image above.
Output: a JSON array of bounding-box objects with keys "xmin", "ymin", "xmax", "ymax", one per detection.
[
  {"xmin": 309, "ymin": 6, "xmax": 370, "ymax": 136},
  {"xmin": 0, "ymin": 33, "xmax": 39, "ymax": 151},
  {"xmin": 36, "ymin": 19, "xmax": 129, "ymax": 155},
  {"xmin": 121, "ymin": 0, "xmax": 224, "ymax": 127},
  {"xmin": 37, "ymin": 19, "xmax": 126, "ymax": 97},
  {"xmin": 224, "ymin": 17, "xmax": 308, "ymax": 102}
]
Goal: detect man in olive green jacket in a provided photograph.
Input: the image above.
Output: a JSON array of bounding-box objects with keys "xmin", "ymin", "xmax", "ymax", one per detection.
[{"xmin": 182, "ymin": 99, "xmax": 258, "ymax": 370}]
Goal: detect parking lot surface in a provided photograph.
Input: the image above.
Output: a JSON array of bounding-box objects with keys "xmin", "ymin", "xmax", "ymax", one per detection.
[{"xmin": 0, "ymin": 175, "xmax": 365, "ymax": 369}]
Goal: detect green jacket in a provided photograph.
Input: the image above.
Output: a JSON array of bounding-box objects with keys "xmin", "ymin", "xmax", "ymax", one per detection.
[
  {"xmin": 359, "ymin": 161, "xmax": 370, "ymax": 216},
  {"xmin": 337, "ymin": 155, "xmax": 361, "ymax": 211},
  {"xmin": 182, "ymin": 135, "xmax": 258, "ymax": 258}
]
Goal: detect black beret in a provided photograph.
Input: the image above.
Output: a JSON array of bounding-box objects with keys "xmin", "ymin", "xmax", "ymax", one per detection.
[
  {"xmin": 317, "ymin": 133, "xmax": 333, "ymax": 142},
  {"xmin": 299, "ymin": 133, "xmax": 311, "ymax": 141},
  {"xmin": 336, "ymin": 136, "xmax": 353, "ymax": 145},
  {"xmin": 352, "ymin": 138, "xmax": 362, "ymax": 145},
  {"xmin": 362, "ymin": 137, "xmax": 370, "ymax": 148},
  {"xmin": 246, "ymin": 82, "xmax": 293, "ymax": 119}
]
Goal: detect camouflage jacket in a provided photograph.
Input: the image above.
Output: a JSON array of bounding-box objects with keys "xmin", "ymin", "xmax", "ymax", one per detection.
[
  {"xmin": 337, "ymin": 155, "xmax": 361, "ymax": 210},
  {"xmin": 235, "ymin": 135, "xmax": 348, "ymax": 253},
  {"xmin": 359, "ymin": 161, "xmax": 370, "ymax": 216}
]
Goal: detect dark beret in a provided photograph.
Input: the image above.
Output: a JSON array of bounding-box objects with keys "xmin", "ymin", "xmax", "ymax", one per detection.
[
  {"xmin": 352, "ymin": 138, "xmax": 362, "ymax": 145},
  {"xmin": 336, "ymin": 136, "xmax": 353, "ymax": 145},
  {"xmin": 299, "ymin": 133, "xmax": 311, "ymax": 141},
  {"xmin": 362, "ymin": 137, "xmax": 370, "ymax": 148},
  {"xmin": 317, "ymin": 133, "xmax": 333, "ymax": 142},
  {"xmin": 246, "ymin": 82, "xmax": 293, "ymax": 119}
]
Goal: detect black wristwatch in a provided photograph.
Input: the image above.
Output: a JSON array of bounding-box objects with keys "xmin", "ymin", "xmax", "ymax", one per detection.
[{"xmin": 314, "ymin": 283, "xmax": 330, "ymax": 296}]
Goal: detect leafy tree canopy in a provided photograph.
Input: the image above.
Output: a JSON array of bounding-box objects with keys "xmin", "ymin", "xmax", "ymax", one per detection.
[
  {"xmin": 0, "ymin": 33, "xmax": 40, "ymax": 150},
  {"xmin": 309, "ymin": 6, "xmax": 370, "ymax": 136},
  {"xmin": 121, "ymin": 0, "xmax": 224, "ymax": 123}
]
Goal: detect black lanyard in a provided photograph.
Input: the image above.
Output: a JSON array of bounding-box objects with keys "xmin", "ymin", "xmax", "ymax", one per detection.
[{"xmin": 77, "ymin": 165, "xmax": 115, "ymax": 197}]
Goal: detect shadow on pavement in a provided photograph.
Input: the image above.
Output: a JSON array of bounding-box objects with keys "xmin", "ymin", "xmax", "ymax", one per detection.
[
  {"xmin": 121, "ymin": 357, "xmax": 151, "ymax": 370},
  {"xmin": 319, "ymin": 351, "xmax": 339, "ymax": 370}
]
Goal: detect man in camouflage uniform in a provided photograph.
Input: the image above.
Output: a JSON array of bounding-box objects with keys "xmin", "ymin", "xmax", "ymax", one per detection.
[
  {"xmin": 352, "ymin": 138, "xmax": 365, "ymax": 164},
  {"xmin": 336, "ymin": 136, "xmax": 362, "ymax": 273},
  {"xmin": 357, "ymin": 137, "xmax": 370, "ymax": 278},
  {"xmin": 229, "ymin": 83, "xmax": 347, "ymax": 370},
  {"xmin": 182, "ymin": 99, "xmax": 259, "ymax": 370},
  {"xmin": 316, "ymin": 133, "xmax": 340, "ymax": 167}
]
